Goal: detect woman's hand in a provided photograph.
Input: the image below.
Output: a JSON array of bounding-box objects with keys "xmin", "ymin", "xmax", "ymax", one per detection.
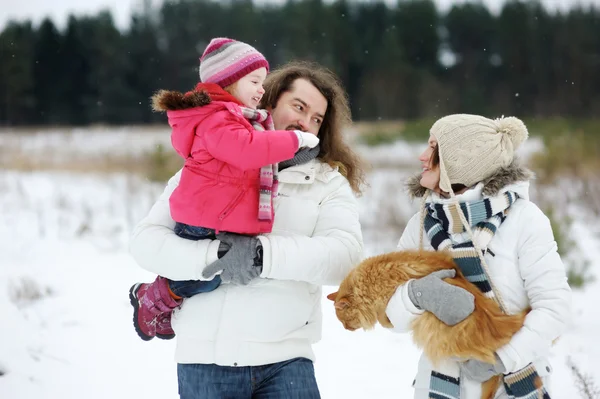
[
  {"xmin": 408, "ymin": 269, "xmax": 475, "ymax": 325},
  {"xmin": 459, "ymin": 355, "xmax": 506, "ymax": 382}
]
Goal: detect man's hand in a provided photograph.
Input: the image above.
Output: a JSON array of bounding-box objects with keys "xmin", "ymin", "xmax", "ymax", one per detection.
[{"xmin": 201, "ymin": 233, "xmax": 262, "ymax": 285}]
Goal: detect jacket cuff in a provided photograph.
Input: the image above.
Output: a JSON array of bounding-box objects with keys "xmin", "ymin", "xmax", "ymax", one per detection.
[
  {"xmin": 257, "ymin": 235, "xmax": 272, "ymax": 277},
  {"xmin": 496, "ymin": 344, "xmax": 519, "ymax": 373},
  {"xmin": 290, "ymin": 130, "xmax": 300, "ymax": 149},
  {"xmin": 401, "ymin": 279, "xmax": 425, "ymax": 315},
  {"xmin": 385, "ymin": 280, "xmax": 425, "ymax": 333}
]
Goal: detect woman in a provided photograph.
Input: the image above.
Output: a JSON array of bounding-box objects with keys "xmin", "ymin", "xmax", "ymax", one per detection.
[{"xmin": 385, "ymin": 114, "xmax": 571, "ymax": 399}]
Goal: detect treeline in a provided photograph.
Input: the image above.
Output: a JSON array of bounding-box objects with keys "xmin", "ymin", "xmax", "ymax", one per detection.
[{"xmin": 0, "ymin": 0, "xmax": 599, "ymax": 126}]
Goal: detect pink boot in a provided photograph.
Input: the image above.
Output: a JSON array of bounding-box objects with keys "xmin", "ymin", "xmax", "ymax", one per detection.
[
  {"xmin": 129, "ymin": 276, "xmax": 182, "ymax": 341},
  {"xmin": 155, "ymin": 312, "xmax": 176, "ymax": 339}
]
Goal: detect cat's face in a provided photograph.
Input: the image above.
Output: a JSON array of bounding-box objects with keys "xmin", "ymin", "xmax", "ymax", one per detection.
[{"xmin": 327, "ymin": 290, "xmax": 375, "ymax": 331}]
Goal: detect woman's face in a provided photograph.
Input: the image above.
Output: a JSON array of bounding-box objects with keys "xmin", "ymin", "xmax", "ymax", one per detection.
[{"xmin": 418, "ymin": 135, "xmax": 441, "ymax": 191}]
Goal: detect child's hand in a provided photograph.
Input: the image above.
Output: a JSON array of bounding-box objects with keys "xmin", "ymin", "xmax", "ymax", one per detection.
[{"xmin": 294, "ymin": 131, "xmax": 320, "ymax": 149}]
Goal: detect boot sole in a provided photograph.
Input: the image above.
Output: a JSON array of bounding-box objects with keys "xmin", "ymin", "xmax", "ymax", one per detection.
[{"xmin": 129, "ymin": 283, "xmax": 175, "ymax": 341}]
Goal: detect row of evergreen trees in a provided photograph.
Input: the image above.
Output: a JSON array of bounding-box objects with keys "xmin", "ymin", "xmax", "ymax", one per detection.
[{"xmin": 1, "ymin": 0, "xmax": 599, "ymax": 126}]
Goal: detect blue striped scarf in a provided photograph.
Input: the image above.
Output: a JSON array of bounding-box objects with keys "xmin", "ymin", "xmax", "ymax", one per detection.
[
  {"xmin": 423, "ymin": 191, "xmax": 550, "ymax": 399},
  {"xmin": 424, "ymin": 191, "xmax": 518, "ymax": 302}
]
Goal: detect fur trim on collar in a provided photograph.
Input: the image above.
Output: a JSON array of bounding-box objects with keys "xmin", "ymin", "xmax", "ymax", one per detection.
[
  {"xmin": 406, "ymin": 160, "xmax": 534, "ymax": 198},
  {"xmin": 151, "ymin": 89, "xmax": 212, "ymax": 112}
]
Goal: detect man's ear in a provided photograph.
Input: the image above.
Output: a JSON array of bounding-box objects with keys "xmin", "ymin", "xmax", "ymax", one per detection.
[
  {"xmin": 334, "ymin": 297, "xmax": 351, "ymax": 310},
  {"xmin": 326, "ymin": 292, "xmax": 337, "ymax": 301}
]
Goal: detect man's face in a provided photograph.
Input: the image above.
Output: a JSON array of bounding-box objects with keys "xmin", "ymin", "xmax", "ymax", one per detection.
[{"xmin": 268, "ymin": 78, "xmax": 328, "ymax": 136}]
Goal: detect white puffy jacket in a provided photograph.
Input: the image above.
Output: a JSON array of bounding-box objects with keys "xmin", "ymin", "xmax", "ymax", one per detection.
[
  {"xmin": 386, "ymin": 178, "xmax": 572, "ymax": 399},
  {"xmin": 130, "ymin": 159, "xmax": 363, "ymax": 367}
]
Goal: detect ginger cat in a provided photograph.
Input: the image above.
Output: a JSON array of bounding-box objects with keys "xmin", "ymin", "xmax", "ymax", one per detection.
[{"xmin": 327, "ymin": 249, "xmax": 528, "ymax": 399}]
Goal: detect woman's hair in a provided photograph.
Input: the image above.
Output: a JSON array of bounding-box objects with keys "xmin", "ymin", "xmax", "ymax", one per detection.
[{"xmin": 261, "ymin": 61, "xmax": 367, "ymax": 195}]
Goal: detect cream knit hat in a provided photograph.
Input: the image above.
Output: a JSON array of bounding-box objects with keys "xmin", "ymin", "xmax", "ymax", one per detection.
[{"xmin": 430, "ymin": 114, "xmax": 528, "ymax": 193}]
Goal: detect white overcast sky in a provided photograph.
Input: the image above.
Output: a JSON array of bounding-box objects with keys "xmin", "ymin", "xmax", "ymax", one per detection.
[{"xmin": 1, "ymin": 0, "xmax": 599, "ymax": 30}]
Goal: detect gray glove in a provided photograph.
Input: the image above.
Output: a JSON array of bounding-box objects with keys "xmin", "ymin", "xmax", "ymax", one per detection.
[
  {"xmin": 201, "ymin": 233, "xmax": 262, "ymax": 285},
  {"xmin": 459, "ymin": 355, "xmax": 506, "ymax": 382},
  {"xmin": 408, "ymin": 269, "xmax": 475, "ymax": 326}
]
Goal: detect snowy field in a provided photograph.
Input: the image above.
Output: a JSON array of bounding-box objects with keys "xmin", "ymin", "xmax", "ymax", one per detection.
[{"xmin": 0, "ymin": 128, "xmax": 598, "ymax": 398}]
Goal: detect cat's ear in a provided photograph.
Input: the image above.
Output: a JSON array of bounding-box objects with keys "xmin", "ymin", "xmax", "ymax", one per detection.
[
  {"xmin": 335, "ymin": 297, "xmax": 351, "ymax": 310},
  {"xmin": 326, "ymin": 292, "xmax": 338, "ymax": 301}
]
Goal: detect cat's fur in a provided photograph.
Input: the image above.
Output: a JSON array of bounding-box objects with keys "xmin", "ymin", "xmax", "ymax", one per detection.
[{"xmin": 327, "ymin": 249, "xmax": 528, "ymax": 399}]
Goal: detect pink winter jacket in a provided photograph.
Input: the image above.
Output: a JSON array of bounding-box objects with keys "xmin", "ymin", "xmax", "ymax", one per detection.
[{"xmin": 154, "ymin": 84, "xmax": 299, "ymax": 234}]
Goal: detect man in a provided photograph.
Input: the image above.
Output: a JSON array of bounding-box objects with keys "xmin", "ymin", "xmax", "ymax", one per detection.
[{"xmin": 129, "ymin": 61, "xmax": 365, "ymax": 398}]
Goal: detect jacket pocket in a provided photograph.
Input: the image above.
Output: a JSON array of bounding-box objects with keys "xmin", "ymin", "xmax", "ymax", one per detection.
[
  {"xmin": 412, "ymin": 355, "xmax": 434, "ymax": 390},
  {"xmin": 235, "ymin": 281, "xmax": 314, "ymax": 342},
  {"xmin": 218, "ymin": 188, "xmax": 247, "ymax": 221}
]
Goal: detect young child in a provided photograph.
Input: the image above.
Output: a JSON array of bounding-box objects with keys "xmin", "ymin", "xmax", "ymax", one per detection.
[{"xmin": 129, "ymin": 38, "xmax": 319, "ymax": 341}]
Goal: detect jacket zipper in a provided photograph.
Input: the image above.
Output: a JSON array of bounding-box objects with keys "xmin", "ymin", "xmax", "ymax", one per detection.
[{"xmin": 218, "ymin": 189, "xmax": 247, "ymax": 221}]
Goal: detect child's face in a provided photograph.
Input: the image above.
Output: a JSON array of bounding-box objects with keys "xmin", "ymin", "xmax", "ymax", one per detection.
[{"xmin": 232, "ymin": 67, "xmax": 267, "ymax": 109}]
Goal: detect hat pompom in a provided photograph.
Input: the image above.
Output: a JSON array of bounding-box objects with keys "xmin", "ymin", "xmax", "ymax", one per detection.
[{"xmin": 495, "ymin": 116, "xmax": 528, "ymax": 150}]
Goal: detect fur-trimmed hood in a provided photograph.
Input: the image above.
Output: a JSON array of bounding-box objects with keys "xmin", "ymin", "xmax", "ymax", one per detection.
[
  {"xmin": 151, "ymin": 89, "xmax": 212, "ymax": 112},
  {"xmin": 406, "ymin": 160, "xmax": 534, "ymax": 199},
  {"xmin": 151, "ymin": 82, "xmax": 243, "ymax": 112}
]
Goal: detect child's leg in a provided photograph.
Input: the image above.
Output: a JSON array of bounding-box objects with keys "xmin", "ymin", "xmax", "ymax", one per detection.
[
  {"xmin": 129, "ymin": 225, "xmax": 217, "ymax": 341},
  {"xmin": 168, "ymin": 223, "xmax": 222, "ymax": 298},
  {"xmin": 129, "ymin": 276, "xmax": 181, "ymax": 341},
  {"xmin": 174, "ymin": 222, "xmax": 215, "ymax": 241},
  {"xmin": 168, "ymin": 276, "xmax": 222, "ymax": 299}
]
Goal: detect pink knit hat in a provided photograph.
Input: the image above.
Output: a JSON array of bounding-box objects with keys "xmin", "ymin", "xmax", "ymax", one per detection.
[{"xmin": 199, "ymin": 38, "xmax": 269, "ymax": 88}]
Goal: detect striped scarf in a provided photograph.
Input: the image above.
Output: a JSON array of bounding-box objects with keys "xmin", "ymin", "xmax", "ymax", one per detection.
[
  {"xmin": 240, "ymin": 106, "xmax": 278, "ymax": 221},
  {"xmin": 424, "ymin": 191, "xmax": 518, "ymax": 301},
  {"xmin": 423, "ymin": 191, "xmax": 550, "ymax": 399}
]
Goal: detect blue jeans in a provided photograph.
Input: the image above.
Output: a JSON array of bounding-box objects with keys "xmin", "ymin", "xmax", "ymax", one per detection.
[
  {"xmin": 174, "ymin": 222, "xmax": 215, "ymax": 240},
  {"xmin": 169, "ymin": 222, "xmax": 221, "ymax": 298},
  {"xmin": 177, "ymin": 358, "xmax": 320, "ymax": 399}
]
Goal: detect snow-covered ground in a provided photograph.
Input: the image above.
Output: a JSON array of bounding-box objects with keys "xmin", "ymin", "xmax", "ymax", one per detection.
[
  {"xmin": 0, "ymin": 131, "xmax": 597, "ymax": 398},
  {"xmin": 0, "ymin": 126, "xmax": 170, "ymax": 159}
]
